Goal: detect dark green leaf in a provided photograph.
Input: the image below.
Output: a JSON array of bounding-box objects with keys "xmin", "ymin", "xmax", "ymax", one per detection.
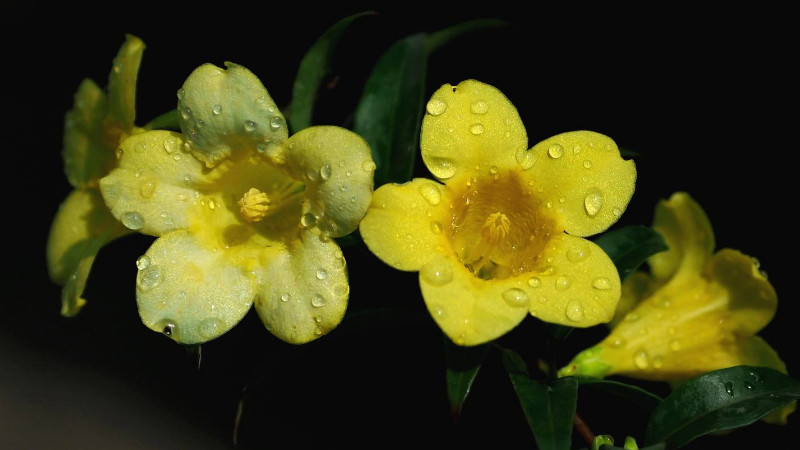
[
  {"xmin": 619, "ymin": 147, "xmax": 640, "ymax": 158},
  {"xmin": 444, "ymin": 336, "xmax": 489, "ymax": 420},
  {"xmin": 598, "ymin": 444, "xmax": 666, "ymax": 450},
  {"xmin": 144, "ymin": 109, "xmax": 180, "ymax": 131},
  {"xmin": 593, "ymin": 225, "xmax": 668, "ymax": 281},
  {"xmin": 354, "ymin": 33, "xmax": 427, "ymax": 186},
  {"xmin": 500, "ymin": 346, "xmax": 530, "ymax": 375},
  {"xmin": 644, "ymin": 366, "xmax": 800, "ymax": 448},
  {"xmin": 425, "ymin": 18, "xmax": 507, "ymax": 55},
  {"xmin": 577, "ymin": 376, "xmax": 663, "ymax": 412},
  {"xmin": 502, "ymin": 350, "xmax": 578, "ymax": 450},
  {"xmin": 286, "ymin": 11, "xmax": 374, "ymax": 132}
]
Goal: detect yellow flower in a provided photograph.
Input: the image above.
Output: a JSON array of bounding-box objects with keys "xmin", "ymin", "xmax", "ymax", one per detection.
[
  {"xmin": 559, "ymin": 192, "xmax": 794, "ymax": 424},
  {"xmin": 47, "ymin": 35, "xmax": 146, "ymax": 316},
  {"xmin": 99, "ymin": 63, "xmax": 374, "ymax": 344},
  {"xmin": 359, "ymin": 80, "xmax": 636, "ymax": 346}
]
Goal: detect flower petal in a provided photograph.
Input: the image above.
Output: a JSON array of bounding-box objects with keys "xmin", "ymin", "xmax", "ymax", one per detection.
[
  {"xmin": 279, "ymin": 126, "xmax": 374, "ymax": 237},
  {"xmin": 706, "ymin": 248, "xmax": 777, "ymax": 336},
  {"xmin": 63, "ymin": 79, "xmax": 112, "ymax": 188},
  {"xmin": 99, "ymin": 130, "xmax": 222, "ymax": 236},
  {"xmin": 526, "ymin": 131, "xmax": 636, "ymax": 237},
  {"xmin": 608, "ymin": 271, "xmax": 656, "ymax": 329},
  {"xmin": 136, "ymin": 230, "xmax": 256, "ymax": 344},
  {"xmin": 526, "ymin": 234, "xmax": 622, "ymax": 327},
  {"xmin": 648, "ymin": 192, "xmax": 714, "ymax": 282},
  {"xmin": 177, "ymin": 63, "xmax": 287, "ymax": 167},
  {"xmin": 107, "ymin": 34, "xmax": 145, "ymax": 132},
  {"xmin": 47, "ymin": 189, "xmax": 132, "ymax": 316},
  {"xmin": 359, "ymin": 178, "xmax": 450, "ymax": 271},
  {"xmin": 420, "ymin": 80, "xmax": 528, "ymax": 182},
  {"xmin": 419, "ymin": 254, "xmax": 529, "ymax": 346},
  {"xmin": 253, "ymin": 229, "xmax": 349, "ymax": 344},
  {"xmin": 735, "ymin": 336, "xmax": 795, "ymax": 424}
]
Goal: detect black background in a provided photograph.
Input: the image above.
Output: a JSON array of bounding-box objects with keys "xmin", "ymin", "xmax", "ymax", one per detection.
[{"xmin": 1, "ymin": 3, "xmax": 795, "ymax": 449}]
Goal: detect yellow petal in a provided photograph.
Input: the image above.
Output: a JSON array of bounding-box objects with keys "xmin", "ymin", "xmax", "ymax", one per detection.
[
  {"xmin": 63, "ymin": 79, "xmax": 112, "ymax": 188},
  {"xmin": 253, "ymin": 229, "xmax": 349, "ymax": 344},
  {"xmin": 178, "ymin": 63, "xmax": 287, "ymax": 167},
  {"xmin": 107, "ymin": 34, "xmax": 145, "ymax": 132},
  {"xmin": 734, "ymin": 336, "xmax": 795, "ymax": 425},
  {"xmin": 609, "ymin": 271, "xmax": 657, "ymax": 329},
  {"xmin": 419, "ymin": 253, "xmax": 528, "ymax": 346},
  {"xmin": 525, "ymin": 234, "xmax": 622, "ymax": 327},
  {"xmin": 279, "ymin": 126, "xmax": 374, "ymax": 237},
  {"xmin": 526, "ymin": 131, "xmax": 636, "ymax": 237},
  {"xmin": 648, "ymin": 192, "xmax": 714, "ymax": 282},
  {"xmin": 420, "ymin": 80, "xmax": 528, "ymax": 182},
  {"xmin": 706, "ymin": 248, "xmax": 777, "ymax": 336},
  {"xmin": 60, "ymin": 256, "xmax": 93, "ymax": 317},
  {"xmin": 99, "ymin": 130, "xmax": 221, "ymax": 236},
  {"xmin": 359, "ymin": 178, "xmax": 450, "ymax": 271},
  {"xmin": 136, "ymin": 230, "xmax": 256, "ymax": 344},
  {"xmin": 47, "ymin": 189, "xmax": 131, "ymax": 284}
]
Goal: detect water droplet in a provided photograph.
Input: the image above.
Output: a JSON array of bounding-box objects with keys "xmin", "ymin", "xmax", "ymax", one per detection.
[
  {"xmin": 173, "ymin": 153, "xmax": 182, "ymax": 161},
  {"xmin": 139, "ymin": 179, "xmax": 157, "ymax": 198},
  {"xmin": 724, "ymin": 381, "xmax": 734, "ymax": 396},
  {"xmin": 592, "ymin": 278, "xmax": 611, "ymax": 290},
  {"xmin": 610, "ymin": 338, "xmax": 625, "ymax": 348},
  {"xmin": 515, "ymin": 148, "xmax": 536, "ymax": 170},
  {"xmin": 163, "ymin": 139, "xmax": 177, "ymax": 154},
  {"xmin": 121, "ymin": 212, "xmax": 144, "ymax": 230},
  {"xmin": 556, "ymin": 277, "xmax": 571, "ymax": 291},
  {"xmin": 362, "ymin": 160, "xmax": 376, "ymax": 172},
  {"xmin": 583, "ymin": 160, "xmax": 592, "ymax": 169},
  {"xmin": 634, "ymin": 350, "xmax": 649, "ymax": 369},
  {"xmin": 566, "ymin": 300, "xmax": 585, "ymax": 322},
  {"xmin": 669, "ymin": 339, "xmax": 681, "ymax": 351},
  {"xmin": 612, "ymin": 207, "xmax": 622, "ymax": 217},
  {"xmin": 244, "ymin": 120, "xmax": 257, "ymax": 132},
  {"xmin": 428, "ymin": 157, "xmax": 456, "ymax": 179},
  {"xmin": 527, "ymin": 277, "xmax": 542, "ymax": 288},
  {"xmin": 469, "ymin": 123, "xmax": 485, "ymax": 135},
  {"xmin": 281, "ymin": 293, "xmax": 290, "ymax": 302},
  {"xmin": 135, "ymin": 142, "xmax": 146, "ymax": 153},
  {"xmin": 584, "ymin": 190, "xmax": 604, "ymax": 216},
  {"xmin": 567, "ymin": 246, "xmax": 590, "ymax": 263},
  {"xmin": 573, "ymin": 145, "xmax": 582, "ymax": 154},
  {"xmin": 559, "ymin": 197, "xmax": 566, "ymax": 204},
  {"xmin": 314, "ymin": 316, "xmax": 323, "ymax": 323},
  {"xmin": 137, "ymin": 265, "xmax": 161, "ymax": 291},
  {"xmin": 432, "ymin": 305, "xmax": 446, "ymax": 318},
  {"xmin": 624, "ymin": 312, "xmax": 639, "ymax": 322},
  {"xmin": 134, "ymin": 168, "xmax": 143, "ymax": 178},
  {"xmin": 311, "ymin": 294, "xmax": 326, "ymax": 308},
  {"xmin": 136, "ymin": 255, "xmax": 151, "ymax": 270},
  {"xmin": 546, "ymin": 201, "xmax": 553, "ymax": 209},
  {"xmin": 176, "ymin": 89, "xmax": 185, "ymax": 99},
  {"xmin": 652, "ymin": 355, "xmax": 664, "ymax": 369},
  {"xmin": 269, "ymin": 116, "xmax": 283, "ymax": 130},
  {"xmin": 426, "ymin": 98, "xmax": 447, "ymax": 116},
  {"xmin": 158, "ymin": 319, "xmax": 176, "ymax": 338},
  {"xmin": 316, "ymin": 269, "xmax": 328, "ymax": 280},
  {"xmin": 319, "ymin": 163, "xmax": 332, "ymax": 180},
  {"xmin": 300, "ymin": 213, "xmax": 317, "ymax": 228},
  {"xmin": 418, "ymin": 184, "xmax": 441, "ymax": 205},
  {"xmin": 548, "ymin": 144, "xmax": 564, "ymax": 159},
  {"xmin": 470, "ymin": 100, "xmax": 488, "ymax": 114},
  {"xmin": 199, "ymin": 318, "xmax": 224, "ymax": 339},
  {"xmin": 420, "ymin": 260, "xmax": 453, "ymax": 286},
  {"xmin": 430, "ymin": 222, "xmax": 442, "ymax": 234},
  {"xmin": 745, "ymin": 382, "xmax": 754, "ymax": 390},
  {"xmin": 489, "ymin": 166, "xmax": 499, "ymax": 175},
  {"xmin": 502, "ymin": 288, "xmax": 529, "ymax": 307},
  {"xmin": 195, "ymin": 118, "xmax": 205, "ymax": 129},
  {"xmin": 212, "ymin": 104, "xmax": 223, "ymax": 115},
  {"xmin": 180, "ymin": 106, "xmax": 192, "ymax": 120}
]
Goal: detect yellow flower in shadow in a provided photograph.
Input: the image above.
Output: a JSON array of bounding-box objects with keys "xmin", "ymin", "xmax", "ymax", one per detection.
[
  {"xmin": 47, "ymin": 35, "xmax": 145, "ymax": 316},
  {"xmin": 559, "ymin": 192, "xmax": 794, "ymax": 424},
  {"xmin": 99, "ymin": 63, "xmax": 374, "ymax": 344},
  {"xmin": 359, "ymin": 80, "xmax": 636, "ymax": 346}
]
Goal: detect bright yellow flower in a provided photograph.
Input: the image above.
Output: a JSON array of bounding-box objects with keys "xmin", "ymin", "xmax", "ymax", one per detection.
[
  {"xmin": 359, "ymin": 80, "xmax": 636, "ymax": 346},
  {"xmin": 47, "ymin": 35, "xmax": 145, "ymax": 316},
  {"xmin": 559, "ymin": 192, "xmax": 794, "ymax": 424},
  {"xmin": 99, "ymin": 63, "xmax": 374, "ymax": 344}
]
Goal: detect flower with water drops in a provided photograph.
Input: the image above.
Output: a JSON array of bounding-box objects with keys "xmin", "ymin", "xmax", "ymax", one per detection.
[
  {"xmin": 99, "ymin": 62, "xmax": 374, "ymax": 344},
  {"xmin": 47, "ymin": 35, "xmax": 147, "ymax": 316},
  {"xmin": 359, "ymin": 80, "xmax": 636, "ymax": 346},
  {"xmin": 558, "ymin": 192, "xmax": 794, "ymax": 424}
]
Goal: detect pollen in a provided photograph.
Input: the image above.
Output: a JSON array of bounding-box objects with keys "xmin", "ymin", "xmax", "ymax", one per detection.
[
  {"xmin": 238, "ymin": 188, "xmax": 271, "ymax": 222},
  {"xmin": 482, "ymin": 212, "xmax": 510, "ymax": 243}
]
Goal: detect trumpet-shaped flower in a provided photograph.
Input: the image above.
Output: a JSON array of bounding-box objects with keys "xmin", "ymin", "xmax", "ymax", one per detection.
[
  {"xmin": 47, "ymin": 35, "xmax": 145, "ymax": 316},
  {"xmin": 559, "ymin": 192, "xmax": 794, "ymax": 424},
  {"xmin": 99, "ymin": 63, "xmax": 374, "ymax": 344},
  {"xmin": 359, "ymin": 80, "xmax": 636, "ymax": 346}
]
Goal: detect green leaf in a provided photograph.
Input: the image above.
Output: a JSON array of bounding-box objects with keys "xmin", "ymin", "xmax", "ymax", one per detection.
[
  {"xmin": 644, "ymin": 366, "xmax": 800, "ymax": 448},
  {"xmin": 286, "ymin": 11, "xmax": 374, "ymax": 132},
  {"xmin": 577, "ymin": 376, "xmax": 663, "ymax": 412},
  {"xmin": 593, "ymin": 225, "xmax": 668, "ymax": 281},
  {"xmin": 144, "ymin": 109, "xmax": 180, "ymax": 131},
  {"xmin": 619, "ymin": 147, "xmax": 640, "ymax": 158},
  {"xmin": 502, "ymin": 349, "xmax": 578, "ymax": 450},
  {"xmin": 425, "ymin": 18, "xmax": 507, "ymax": 55},
  {"xmin": 354, "ymin": 32, "xmax": 427, "ymax": 186},
  {"xmin": 596, "ymin": 444, "xmax": 666, "ymax": 450},
  {"xmin": 548, "ymin": 323, "xmax": 574, "ymax": 341},
  {"xmin": 444, "ymin": 336, "xmax": 489, "ymax": 420}
]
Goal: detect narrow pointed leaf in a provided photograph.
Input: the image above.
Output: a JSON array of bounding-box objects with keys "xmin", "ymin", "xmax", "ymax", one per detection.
[
  {"xmin": 594, "ymin": 225, "xmax": 668, "ymax": 281},
  {"xmin": 444, "ymin": 336, "xmax": 489, "ymax": 419},
  {"xmin": 287, "ymin": 11, "xmax": 374, "ymax": 132},
  {"xmin": 576, "ymin": 376, "xmax": 663, "ymax": 412},
  {"xmin": 502, "ymin": 349, "xmax": 578, "ymax": 450},
  {"xmin": 594, "ymin": 444, "xmax": 665, "ymax": 450},
  {"xmin": 425, "ymin": 18, "xmax": 507, "ymax": 55},
  {"xmin": 354, "ymin": 32, "xmax": 426, "ymax": 185},
  {"xmin": 644, "ymin": 366, "xmax": 800, "ymax": 448}
]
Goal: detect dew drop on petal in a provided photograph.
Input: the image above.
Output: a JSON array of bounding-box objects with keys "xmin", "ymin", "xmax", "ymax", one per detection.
[
  {"xmin": 527, "ymin": 277, "xmax": 542, "ymax": 288},
  {"xmin": 470, "ymin": 100, "xmax": 488, "ymax": 114},
  {"xmin": 157, "ymin": 319, "xmax": 177, "ymax": 338},
  {"xmin": 319, "ymin": 163, "xmax": 332, "ymax": 180},
  {"xmin": 244, "ymin": 120, "xmax": 257, "ymax": 132},
  {"xmin": 502, "ymin": 288, "xmax": 529, "ymax": 307},
  {"xmin": 612, "ymin": 207, "xmax": 622, "ymax": 217},
  {"xmin": 121, "ymin": 212, "xmax": 144, "ymax": 230},
  {"xmin": 281, "ymin": 293, "xmax": 290, "ymax": 302},
  {"xmin": 137, "ymin": 265, "xmax": 161, "ymax": 291},
  {"xmin": 469, "ymin": 123, "xmax": 485, "ymax": 135},
  {"xmin": 199, "ymin": 318, "xmax": 224, "ymax": 339},
  {"xmin": 584, "ymin": 190, "xmax": 604, "ymax": 216},
  {"xmin": 634, "ymin": 350, "xmax": 649, "ymax": 369},
  {"xmin": 163, "ymin": 139, "xmax": 177, "ymax": 154},
  {"xmin": 316, "ymin": 269, "xmax": 328, "ymax": 280},
  {"xmin": 430, "ymin": 222, "xmax": 443, "ymax": 234},
  {"xmin": 567, "ymin": 246, "xmax": 590, "ymax": 263},
  {"xmin": 652, "ymin": 355, "xmax": 664, "ymax": 369},
  {"xmin": 592, "ymin": 277, "xmax": 611, "ymax": 290},
  {"xmin": 269, "ymin": 116, "xmax": 283, "ymax": 130},
  {"xmin": 212, "ymin": 104, "xmax": 223, "ymax": 115},
  {"xmin": 583, "ymin": 160, "xmax": 592, "ymax": 169},
  {"xmin": 311, "ymin": 294, "xmax": 326, "ymax": 308},
  {"xmin": 418, "ymin": 183, "xmax": 441, "ymax": 205},
  {"xmin": 432, "ymin": 305, "xmax": 446, "ymax": 318},
  {"xmin": 420, "ymin": 260, "xmax": 453, "ymax": 286},
  {"xmin": 301, "ymin": 213, "xmax": 317, "ymax": 228},
  {"xmin": 136, "ymin": 255, "xmax": 151, "ymax": 270},
  {"xmin": 565, "ymin": 300, "xmax": 585, "ymax": 322},
  {"xmin": 548, "ymin": 144, "xmax": 564, "ymax": 159},
  {"xmin": 556, "ymin": 277, "xmax": 571, "ymax": 291},
  {"xmin": 428, "ymin": 157, "xmax": 456, "ymax": 180},
  {"xmin": 362, "ymin": 160, "xmax": 376, "ymax": 172},
  {"xmin": 426, "ymin": 98, "xmax": 447, "ymax": 116},
  {"xmin": 139, "ymin": 179, "xmax": 157, "ymax": 198}
]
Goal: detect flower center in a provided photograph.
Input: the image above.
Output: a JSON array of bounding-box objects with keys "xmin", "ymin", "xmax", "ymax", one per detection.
[
  {"xmin": 448, "ymin": 169, "xmax": 561, "ymax": 280},
  {"xmin": 238, "ymin": 188, "xmax": 271, "ymax": 222}
]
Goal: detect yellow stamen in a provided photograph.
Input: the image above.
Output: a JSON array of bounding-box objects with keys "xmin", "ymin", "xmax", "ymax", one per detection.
[
  {"xmin": 238, "ymin": 188, "xmax": 271, "ymax": 222},
  {"xmin": 482, "ymin": 212, "xmax": 510, "ymax": 243}
]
